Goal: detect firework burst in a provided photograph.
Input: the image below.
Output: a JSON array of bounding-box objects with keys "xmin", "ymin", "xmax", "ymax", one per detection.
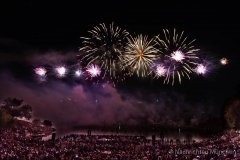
[
  {"xmin": 54, "ymin": 66, "xmax": 67, "ymax": 78},
  {"xmin": 121, "ymin": 34, "xmax": 160, "ymax": 77},
  {"xmin": 171, "ymin": 50, "xmax": 185, "ymax": 62},
  {"xmin": 34, "ymin": 67, "xmax": 47, "ymax": 76},
  {"xmin": 86, "ymin": 64, "xmax": 101, "ymax": 77},
  {"xmin": 79, "ymin": 22, "xmax": 129, "ymax": 77},
  {"xmin": 66, "ymin": 62, "xmax": 84, "ymax": 79},
  {"xmin": 155, "ymin": 64, "xmax": 166, "ymax": 77},
  {"xmin": 155, "ymin": 29, "xmax": 200, "ymax": 85},
  {"xmin": 193, "ymin": 53, "xmax": 217, "ymax": 77},
  {"xmin": 34, "ymin": 67, "xmax": 47, "ymax": 82},
  {"xmin": 75, "ymin": 70, "xmax": 82, "ymax": 77},
  {"xmin": 195, "ymin": 64, "xmax": 207, "ymax": 75}
]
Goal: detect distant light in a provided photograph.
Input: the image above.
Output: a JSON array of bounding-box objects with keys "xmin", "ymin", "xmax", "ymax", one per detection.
[{"xmin": 220, "ymin": 57, "xmax": 228, "ymax": 65}]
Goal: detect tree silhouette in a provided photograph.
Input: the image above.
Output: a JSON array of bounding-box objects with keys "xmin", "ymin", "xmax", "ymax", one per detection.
[
  {"xmin": 3, "ymin": 97, "xmax": 23, "ymax": 107},
  {"xmin": 221, "ymin": 81, "xmax": 240, "ymax": 129},
  {"xmin": 19, "ymin": 104, "xmax": 32, "ymax": 119},
  {"xmin": 32, "ymin": 119, "xmax": 42, "ymax": 125},
  {"xmin": 43, "ymin": 120, "xmax": 53, "ymax": 127},
  {"xmin": 1, "ymin": 98, "xmax": 32, "ymax": 119},
  {"xmin": 0, "ymin": 109, "xmax": 17, "ymax": 130}
]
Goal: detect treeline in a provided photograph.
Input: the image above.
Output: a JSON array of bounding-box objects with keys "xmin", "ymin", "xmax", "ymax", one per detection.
[
  {"xmin": 0, "ymin": 97, "xmax": 53, "ymax": 130},
  {"xmin": 0, "ymin": 97, "xmax": 31, "ymax": 130},
  {"xmin": 32, "ymin": 119, "xmax": 53, "ymax": 127}
]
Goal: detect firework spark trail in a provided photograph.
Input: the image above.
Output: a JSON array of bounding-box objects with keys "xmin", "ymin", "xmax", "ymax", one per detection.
[
  {"xmin": 122, "ymin": 34, "xmax": 160, "ymax": 77},
  {"xmin": 79, "ymin": 22, "xmax": 129, "ymax": 78},
  {"xmin": 155, "ymin": 29, "xmax": 200, "ymax": 85}
]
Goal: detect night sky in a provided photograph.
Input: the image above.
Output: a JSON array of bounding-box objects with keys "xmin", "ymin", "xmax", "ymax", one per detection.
[{"xmin": 0, "ymin": 1, "xmax": 239, "ymax": 129}]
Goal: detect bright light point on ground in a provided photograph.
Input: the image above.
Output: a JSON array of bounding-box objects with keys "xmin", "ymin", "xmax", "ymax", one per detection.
[
  {"xmin": 155, "ymin": 65, "xmax": 166, "ymax": 77},
  {"xmin": 55, "ymin": 66, "xmax": 66, "ymax": 77},
  {"xmin": 34, "ymin": 67, "xmax": 46, "ymax": 76},
  {"xmin": 195, "ymin": 64, "xmax": 206, "ymax": 74},
  {"xmin": 86, "ymin": 64, "xmax": 101, "ymax": 77},
  {"xmin": 220, "ymin": 57, "xmax": 228, "ymax": 65},
  {"xmin": 171, "ymin": 50, "xmax": 185, "ymax": 62}
]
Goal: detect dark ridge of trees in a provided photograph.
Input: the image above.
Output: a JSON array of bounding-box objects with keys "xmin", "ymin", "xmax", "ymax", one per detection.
[
  {"xmin": 1, "ymin": 97, "xmax": 32, "ymax": 120},
  {"xmin": 43, "ymin": 120, "xmax": 53, "ymax": 127},
  {"xmin": 0, "ymin": 109, "xmax": 17, "ymax": 130},
  {"xmin": 32, "ymin": 118, "xmax": 42, "ymax": 125},
  {"xmin": 3, "ymin": 97, "xmax": 23, "ymax": 107},
  {"xmin": 1, "ymin": 97, "xmax": 55, "ymax": 130},
  {"xmin": 221, "ymin": 81, "xmax": 240, "ymax": 129}
]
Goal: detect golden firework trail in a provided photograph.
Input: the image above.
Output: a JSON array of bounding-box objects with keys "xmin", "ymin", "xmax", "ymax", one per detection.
[{"xmin": 79, "ymin": 22, "xmax": 129, "ymax": 78}]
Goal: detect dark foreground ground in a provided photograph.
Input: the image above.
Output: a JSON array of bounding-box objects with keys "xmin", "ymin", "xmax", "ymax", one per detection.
[{"xmin": 0, "ymin": 120, "xmax": 239, "ymax": 160}]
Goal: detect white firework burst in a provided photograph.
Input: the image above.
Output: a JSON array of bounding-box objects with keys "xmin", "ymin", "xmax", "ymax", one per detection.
[{"xmin": 155, "ymin": 29, "xmax": 200, "ymax": 85}]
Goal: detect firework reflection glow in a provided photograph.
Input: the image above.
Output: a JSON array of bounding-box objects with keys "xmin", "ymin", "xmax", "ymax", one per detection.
[{"xmin": 86, "ymin": 64, "xmax": 101, "ymax": 77}]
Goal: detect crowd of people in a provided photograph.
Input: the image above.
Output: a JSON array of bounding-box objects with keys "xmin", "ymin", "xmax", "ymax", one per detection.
[{"xmin": 1, "ymin": 120, "xmax": 240, "ymax": 159}]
